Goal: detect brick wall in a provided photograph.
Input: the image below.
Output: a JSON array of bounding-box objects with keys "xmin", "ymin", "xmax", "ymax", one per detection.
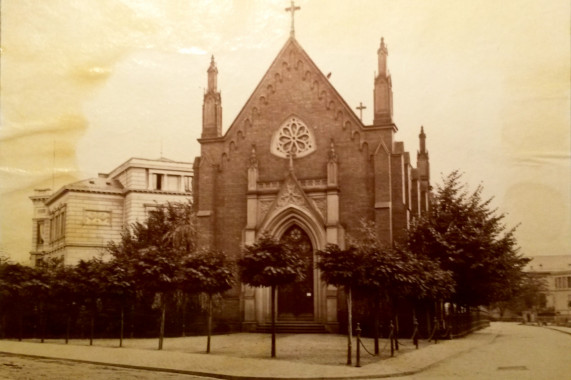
[{"xmin": 195, "ymin": 38, "xmax": 426, "ymax": 326}]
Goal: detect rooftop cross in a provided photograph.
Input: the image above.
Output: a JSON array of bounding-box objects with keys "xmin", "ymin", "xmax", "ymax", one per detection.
[
  {"xmin": 285, "ymin": 0, "xmax": 301, "ymax": 38},
  {"xmin": 356, "ymin": 102, "xmax": 367, "ymax": 121}
]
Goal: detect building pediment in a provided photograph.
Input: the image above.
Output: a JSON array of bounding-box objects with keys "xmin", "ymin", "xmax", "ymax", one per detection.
[
  {"xmin": 258, "ymin": 170, "xmax": 325, "ymax": 231},
  {"xmin": 218, "ymin": 37, "xmax": 365, "ymax": 147}
]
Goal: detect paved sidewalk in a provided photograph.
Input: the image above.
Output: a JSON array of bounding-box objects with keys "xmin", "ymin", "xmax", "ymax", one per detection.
[
  {"xmin": 0, "ymin": 324, "xmax": 500, "ymax": 380},
  {"xmin": 544, "ymin": 325, "xmax": 571, "ymax": 336}
]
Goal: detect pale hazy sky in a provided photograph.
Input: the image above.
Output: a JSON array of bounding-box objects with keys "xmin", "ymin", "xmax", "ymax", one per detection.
[{"xmin": 1, "ymin": 0, "xmax": 569, "ymax": 263}]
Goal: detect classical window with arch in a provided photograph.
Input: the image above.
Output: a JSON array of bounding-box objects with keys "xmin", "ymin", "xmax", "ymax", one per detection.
[{"xmin": 271, "ymin": 116, "xmax": 316, "ymax": 158}]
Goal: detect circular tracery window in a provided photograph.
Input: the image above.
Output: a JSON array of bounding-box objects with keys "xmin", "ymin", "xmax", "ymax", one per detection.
[{"xmin": 271, "ymin": 117, "xmax": 316, "ymax": 158}]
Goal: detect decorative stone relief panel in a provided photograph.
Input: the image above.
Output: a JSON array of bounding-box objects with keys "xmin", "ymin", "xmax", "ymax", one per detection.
[
  {"xmin": 257, "ymin": 199, "xmax": 275, "ymax": 221},
  {"xmin": 311, "ymin": 198, "xmax": 327, "ymax": 220},
  {"xmin": 83, "ymin": 210, "xmax": 111, "ymax": 226},
  {"xmin": 276, "ymin": 183, "xmax": 305, "ymax": 208}
]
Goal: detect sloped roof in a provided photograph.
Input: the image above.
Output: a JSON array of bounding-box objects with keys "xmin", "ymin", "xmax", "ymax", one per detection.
[
  {"xmin": 221, "ymin": 36, "xmax": 366, "ymax": 140},
  {"xmin": 65, "ymin": 177, "xmax": 124, "ymax": 192},
  {"xmin": 526, "ymin": 255, "xmax": 571, "ymax": 272}
]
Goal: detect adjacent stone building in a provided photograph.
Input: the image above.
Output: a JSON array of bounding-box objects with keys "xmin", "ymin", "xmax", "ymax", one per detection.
[
  {"xmin": 193, "ymin": 33, "xmax": 431, "ymax": 331},
  {"xmin": 526, "ymin": 255, "xmax": 571, "ymax": 321},
  {"xmin": 30, "ymin": 157, "xmax": 193, "ymax": 266}
]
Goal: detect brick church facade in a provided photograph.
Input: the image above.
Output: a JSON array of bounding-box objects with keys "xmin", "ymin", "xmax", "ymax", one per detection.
[{"xmin": 193, "ymin": 34, "xmax": 431, "ymax": 332}]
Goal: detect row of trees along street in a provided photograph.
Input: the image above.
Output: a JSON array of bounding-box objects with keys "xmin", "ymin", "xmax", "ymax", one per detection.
[
  {"xmin": 0, "ymin": 202, "xmax": 234, "ymax": 352},
  {"xmin": 0, "ymin": 172, "xmax": 532, "ymax": 360}
]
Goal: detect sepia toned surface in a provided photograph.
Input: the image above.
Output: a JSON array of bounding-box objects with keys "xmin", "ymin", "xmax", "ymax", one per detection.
[
  {"xmin": 1, "ymin": 0, "xmax": 570, "ymax": 263},
  {"xmin": 0, "ymin": 323, "xmax": 570, "ymax": 379}
]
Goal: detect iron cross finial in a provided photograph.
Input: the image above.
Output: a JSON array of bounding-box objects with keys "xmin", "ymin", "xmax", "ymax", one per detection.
[
  {"xmin": 285, "ymin": 1, "xmax": 301, "ymax": 37},
  {"xmin": 356, "ymin": 102, "xmax": 367, "ymax": 121}
]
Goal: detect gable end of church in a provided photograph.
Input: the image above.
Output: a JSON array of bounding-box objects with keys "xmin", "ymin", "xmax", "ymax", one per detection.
[{"xmin": 193, "ymin": 32, "xmax": 432, "ymax": 332}]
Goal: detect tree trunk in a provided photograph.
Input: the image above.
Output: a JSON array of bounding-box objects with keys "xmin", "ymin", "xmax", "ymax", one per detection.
[
  {"xmin": 158, "ymin": 295, "xmax": 166, "ymax": 350},
  {"xmin": 271, "ymin": 285, "xmax": 276, "ymax": 358},
  {"xmin": 412, "ymin": 306, "xmax": 418, "ymax": 348},
  {"xmin": 373, "ymin": 293, "xmax": 380, "ymax": 355},
  {"xmin": 181, "ymin": 293, "xmax": 187, "ymax": 337},
  {"xmin": 394, "ymin": 314, "xmax": 399, "ymax": 351},
  {"xmin": 449, "ymin": 303, "xmax": 455, "ymax": 338},
  {"xmin": 65, "ymin": 313, "xmax": 71, "ymax": 344},
  {"xmin": 129, "ymin": 304, "xmax": 135, "ymax": 339},
  {"xmin": 426, "ymin": 305, "xmax": 432, "ymax": 337},
  {"xmin": 393, "ymin": 298, "xmax": 399, "ymax": 351},
  {"xmin": 346, "ymin": 287, "xmax": 352, "ymax": 365},
  {"xmin": 89, "ymin": 312, "xmax": 94, "ymax": 346},
  {"xmin": 18, "ymin": 309, "xmax": 23, "ymax": 342},
  {"xmin": 119, "ymin": 303, "xmax": 124, "ymax": 348},
  {"xmin": 0, "ymin": 313, "xmax": 5, "ymax": 339},
  {"xmin": 207, "ymin": 294, "xmax": 213, "ymax": 353},
  {"xmin": 40, "ymin": 303, "xmax": 45, "ymax": 343}
]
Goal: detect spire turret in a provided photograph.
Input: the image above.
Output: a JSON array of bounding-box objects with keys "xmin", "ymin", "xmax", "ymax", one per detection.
[
  {"xmin": 417, "ymin": 126, "xmax": 431, "ymax": 214},
  {"xmin": 373, "ymin": 37, "xmax": 393, "ymax": 125},
  {"xmin": 207, "ymin": 55, "xmax": 218, "ymax": 92},
  {"xmin": 418, "ymin": 126, "xmax": 427, "ymax": 156},
  {"xmin": 202, "ymin": 55, "xmax": 222, "ymax": 138},
  {"xmin": 377, "ymin": 37, "xmax": 388, "ymax": 77}
]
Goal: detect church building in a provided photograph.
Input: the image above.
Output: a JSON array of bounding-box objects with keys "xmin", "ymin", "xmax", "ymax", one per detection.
[{"xmin": 193, "ymin": 18, "xmax": 431, "ymax": 332}]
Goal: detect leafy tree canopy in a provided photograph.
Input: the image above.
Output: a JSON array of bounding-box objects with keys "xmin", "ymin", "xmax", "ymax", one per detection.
[
  {"xmin": 239, "ymin": 233, "xmax": 306, "ymax": 288},
  {"xmin": 407, "ymin": 171, "xmax": 529, "ymax": 306},
  {"xmin": 107, "ymin": 202, "xmax": 196, "ymax": 294},
  {"xmin": 181, "ymin": 249, "xmax": 234, "ymax": 295},
  {"xmin": 316, "ymin": 244, "xmax": 364, "ymax": 289},
  {"xmin": 329, "ymin": 220, "xmax": 454, "ymax": 302}
]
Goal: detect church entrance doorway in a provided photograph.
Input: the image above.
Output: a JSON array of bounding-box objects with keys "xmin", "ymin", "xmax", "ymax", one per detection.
[{"xmin": 278, "ymin": 225, "xmax": 314, "ymax": 321}]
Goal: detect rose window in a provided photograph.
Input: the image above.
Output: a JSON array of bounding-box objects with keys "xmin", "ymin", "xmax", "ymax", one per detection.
[{"xmin": 271, "ymin": 117, "xmax": 316, "ymax": 159}]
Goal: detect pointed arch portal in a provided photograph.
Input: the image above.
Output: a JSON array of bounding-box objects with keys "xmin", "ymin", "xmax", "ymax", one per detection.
[
  {"xmin": 278, "ymin": 225, "xmax": 314, "ymax": 320},
  {"xmin": 259, "ymin": 205, "xmax": 327, "ymax": 323},
  {"xmin": 243, "ymin": 177, "xmax": 340, "ymax": 328}
]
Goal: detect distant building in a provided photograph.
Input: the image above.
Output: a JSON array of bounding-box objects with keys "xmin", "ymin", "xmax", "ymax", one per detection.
[
  {"xmin": 526, "ymin": 255, "xmax": 571, "ymax": 319},
  {"xmin": 29, "ymin": 157, "xmax": 193, "ymax": 266}
]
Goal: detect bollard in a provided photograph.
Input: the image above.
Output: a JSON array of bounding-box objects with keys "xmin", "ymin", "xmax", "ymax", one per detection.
[
  {"xmin": 413, "ymin": 317, "xmax": 419, "ymax": 349},
  {"xmin": 390, "ymin": 321, "xmax": 395, "ymax": 357},
  {"xmin": 356, "ymin": 323, "xmax": 361, "ymax": 367}
]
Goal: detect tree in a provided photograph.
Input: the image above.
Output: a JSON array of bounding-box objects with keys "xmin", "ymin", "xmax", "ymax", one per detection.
[
  {"xmin": 0, "ymin": 261, "xmax": 37, "ymax": 340},
  {"xmin": 181, "ymin": 249, "xmax": 234, "ymax": 353},
  {"xmin": 73, "ymin": 257, "xmax": 108, "ymax": 346},
  {"xmin": 101, "ymin": 258, "xmax": 135, "ymax": 347},
  {"xmin": 106, "ymin": 232, "xmax": 140, "ymax": 347},
  {"xmin": 50, "ymin": 263, "xmax": 80, "ymax": 344},
  {"xmin": 316, "ymin": 244, "xmax": 365, "ymax": 365},
  {"xmin": 491, "ymin": 273, "xmax": 547, "ymax": 318},
  {"xmin": 359, "ymin": 243, "xmax": 454, "ymax": 352},
  {"xmin": 238, "ymin": 234, "xmax": 306, "ymax": 358},
  {"xmin": 407, "ymin": 171, "xmax": 529, "ymax": 307},
  {"xmin": 107, "ymin": 202, "xmax": 195, "ymax": 350},
  {"xmin": 31, "ymin": 258, "xmax": 62, "ymax": 342}
]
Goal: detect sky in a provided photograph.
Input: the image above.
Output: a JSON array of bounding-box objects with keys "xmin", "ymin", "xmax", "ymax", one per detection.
[{"xmin": 1, "ymin": 0, "xmax": 569, "ymax": 263}]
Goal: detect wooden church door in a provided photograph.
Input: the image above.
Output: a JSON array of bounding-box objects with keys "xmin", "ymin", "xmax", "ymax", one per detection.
[{"xmin": 278, "ymin": 225, "xmax": 314, "ymax": 320}]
